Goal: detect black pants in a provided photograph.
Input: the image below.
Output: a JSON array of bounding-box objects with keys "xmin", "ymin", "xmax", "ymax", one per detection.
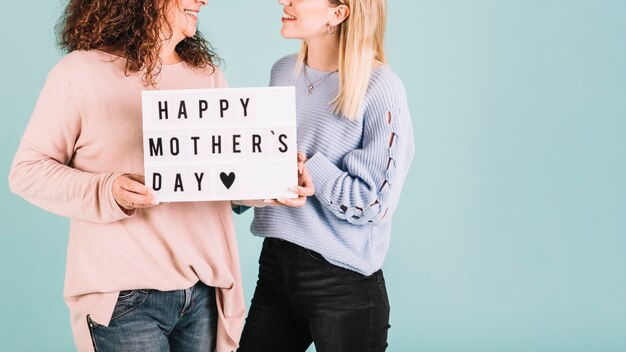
[{"xmin": 238, "ymin": 238, "xmax": 390, "ymax": 352}]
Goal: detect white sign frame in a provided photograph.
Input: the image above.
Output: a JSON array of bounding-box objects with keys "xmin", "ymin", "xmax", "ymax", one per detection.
[{"xmin": 142, "ymin": 87, "xmax": 298, "ymax": 202}]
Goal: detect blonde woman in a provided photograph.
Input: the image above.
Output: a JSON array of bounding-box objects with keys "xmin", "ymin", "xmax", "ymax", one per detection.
[{"xmin": 236, "ymin": 0, "xmax": 415, "ymax": 351}]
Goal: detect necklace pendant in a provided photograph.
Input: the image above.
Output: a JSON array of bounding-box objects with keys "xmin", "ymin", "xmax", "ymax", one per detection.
[{"xmin": 307, "ymin": 84, "xmax": 314, "ymax": 95}]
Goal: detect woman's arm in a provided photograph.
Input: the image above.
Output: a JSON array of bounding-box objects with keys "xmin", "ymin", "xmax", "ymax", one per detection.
[
  {"xmin": 8, "ymin": 62, "xmax": 149, "ymax": 223},
  {"xmin": 306, "ymin": 81, "xmax": 415, "ymax": 225}
]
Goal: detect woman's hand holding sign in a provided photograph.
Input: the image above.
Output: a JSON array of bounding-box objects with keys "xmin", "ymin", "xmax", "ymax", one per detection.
[
  {"xmin": 280, "ymin": 151, "xmax": 315, "ymax": 207},
  {"xmin": 113, "ymin": 174, "xmax": 160, "ymax": 214}
]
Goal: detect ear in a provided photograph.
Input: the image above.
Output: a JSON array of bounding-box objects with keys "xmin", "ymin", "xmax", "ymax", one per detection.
[{"xmin": 329, "ymin": 4, "xmax": 350, "ymax": 26}]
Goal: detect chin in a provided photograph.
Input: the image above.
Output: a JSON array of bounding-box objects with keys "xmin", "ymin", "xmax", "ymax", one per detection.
[{"xmin": 280, "ymin": 29, "xmax": 296, "ymax": 39}]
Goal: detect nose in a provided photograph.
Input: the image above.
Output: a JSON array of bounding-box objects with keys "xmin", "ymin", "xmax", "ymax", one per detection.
[
  {"xmin": 278, "ymin": 0, "xmax": 289, "ymax": 5},
  {"xmin": 197, "ymin": 0, "xmax": 207, "ymax": 5}
]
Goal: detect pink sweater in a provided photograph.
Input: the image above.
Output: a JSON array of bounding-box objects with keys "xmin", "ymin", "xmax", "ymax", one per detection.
[{"xmin": 9, "ymin": 50, "xmax": 245, "ymax": 351}]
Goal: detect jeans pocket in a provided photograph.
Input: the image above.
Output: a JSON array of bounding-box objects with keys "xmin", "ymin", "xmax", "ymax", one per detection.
[
  {"xmin": 307, "ymin": 249, "xmax": 326, "ymax": 262},
  {"xmin": 117, "ymin": 290, "xmax": 136, "ymax": 302},
  {"xmin": 375, "ymin": 270, "xmax": 391, "ymax": 311},
  {"xmin": 110, "ymin": 289, "xmax": 150, "ymax": 321}
]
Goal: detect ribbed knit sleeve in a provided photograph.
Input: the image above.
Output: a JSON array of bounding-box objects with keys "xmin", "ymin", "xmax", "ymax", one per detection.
[
  {"xmin": 8, "ymin": 61, "xmax": 131, "ymax": 224},
  {"xmin": 306, "ymin": 74, "xmax": 415, "ymax": 225}
]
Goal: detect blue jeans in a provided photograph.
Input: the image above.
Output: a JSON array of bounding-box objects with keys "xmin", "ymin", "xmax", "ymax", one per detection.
[
  {"xmin": 238, "ymin": 238, "xmax": 390, "ymax": 352},
  {"xmin": 87, "ymin": 281, "xmax": 217, "ymax": 352}
]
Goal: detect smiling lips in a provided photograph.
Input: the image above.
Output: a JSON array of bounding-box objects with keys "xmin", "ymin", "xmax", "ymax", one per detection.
[
  {"xmin": 282, "ymin": 12, "xmax": 296, "ymax": 22},
  {"xmin": 184, "ymin": 9, "xmax": 199, "ymax": 19}
]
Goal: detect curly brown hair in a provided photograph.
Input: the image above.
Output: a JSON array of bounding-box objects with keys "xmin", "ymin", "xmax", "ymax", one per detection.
[{"xmin": 56, "ymin": 0, "xmax": 219, "ymax": 86}]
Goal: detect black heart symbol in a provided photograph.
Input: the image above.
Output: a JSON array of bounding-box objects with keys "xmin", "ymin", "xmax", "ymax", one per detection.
[{"xmin": 220, "ymin": 172, "xmax": 236, "ymax": 189}]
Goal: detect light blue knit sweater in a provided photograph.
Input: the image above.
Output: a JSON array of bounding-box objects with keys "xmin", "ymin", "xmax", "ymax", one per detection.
[{"xmin": 247, "ymin": 55, "xmax": 414, "ymax": 275}]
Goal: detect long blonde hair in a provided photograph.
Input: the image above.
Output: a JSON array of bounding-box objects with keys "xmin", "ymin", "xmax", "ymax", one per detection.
[{"xmin": 295, "ymin": 0, "xmax": 387, "ymax": 120}]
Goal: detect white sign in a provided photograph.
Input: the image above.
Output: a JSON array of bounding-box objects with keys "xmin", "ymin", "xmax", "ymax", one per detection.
[{"xmin": 142, "ymin": 87, "xmax": 298, "ymax": 202}]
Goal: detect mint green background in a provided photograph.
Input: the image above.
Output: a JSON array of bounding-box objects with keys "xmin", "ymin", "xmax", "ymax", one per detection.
[{"xmin": 1, "ymin": 1, "xmax": 625, "ymax": 351}]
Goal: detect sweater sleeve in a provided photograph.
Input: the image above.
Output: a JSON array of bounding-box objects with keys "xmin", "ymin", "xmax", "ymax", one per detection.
[
  {"xmin": 8, "ymin": 62, "xmax": 131, "ymax": 224},
  {"xmin": 306, "ymin": 82, "xmax": 415, "ymax": 226}
]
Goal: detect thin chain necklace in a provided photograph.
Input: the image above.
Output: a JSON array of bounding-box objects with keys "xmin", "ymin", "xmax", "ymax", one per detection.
[{"xmin": 302, "ymin": 65, "xmax": 336, "ymax": 95}]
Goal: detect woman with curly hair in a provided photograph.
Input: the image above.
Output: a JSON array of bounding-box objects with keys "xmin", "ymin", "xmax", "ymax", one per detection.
[{"xmin": 9, "ymin": 0, "xmax": 247, "ymax": 351}]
